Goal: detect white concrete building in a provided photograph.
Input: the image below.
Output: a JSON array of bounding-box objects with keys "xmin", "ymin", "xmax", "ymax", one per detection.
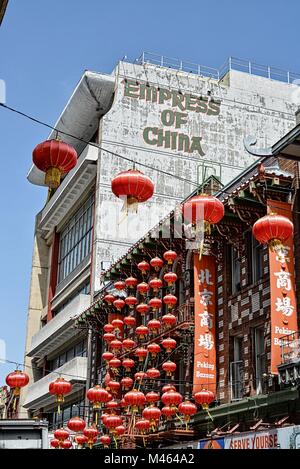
[{"xmin": 22, "ymin": 54, "xmax": 299, "ymax": 428}]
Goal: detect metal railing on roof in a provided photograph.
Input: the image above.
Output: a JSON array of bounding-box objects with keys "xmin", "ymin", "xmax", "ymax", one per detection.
[{"xmin": 135, "ymin": 52, "xmax": 300, "ymax": 84}]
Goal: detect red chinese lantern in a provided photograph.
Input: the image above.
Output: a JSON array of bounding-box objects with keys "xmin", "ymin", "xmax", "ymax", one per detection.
[
  {"xmin": 137, "ymin": 261, "xmax": 150, "ymax": 275},
  {"xmin": 146, "ymin": 391, "xmax": 160, "ymax": 404},
  {"xmin": 183, "ymin": 194, "xmax": 224, "ymax": 232},
  {"xmin": 147, "ymin": 318, "xmax": 161, "ymax": 334},
  {"xmin": 61, "ymin": 439, "xmax": 72, "ymax": 449},
  {"xmin": 116, "ymin": 425, "xmax": 126, "ymax": 437},
  {"xmin": 162, "ymin": 313, "xmax": 177, "ymax": 328},
  {"xmin": 162, "ymin": 384, "xmax": 176, "ymax": 393},
  {"xmin": 111, "ymin": 169, "xmax": 154, "ymax": 211},
  {"xmin": 114, "ymin": 280, "xmax": 126, "ymax": 291},
  {"xmin": 147, "ymin": 343, "xmax": 161, "ymax": 357},
  {"xmin": 136, "ymin": 325, "xmax": 149, "ymax": 340},
  {"xmin": 142, "ymin": 406, "xmax": 161, "ymax": 429},
  {"xmin": 125, "ymin": 296, "xmax": 138, "ymax": 308},
  {"xmin": 149, "ymin": 298, "xmax": 162, "ymax": 312},
  {"xmin": 104, "ymin": 323, "xmax": 114, "ymax": 333},
  {"xmin": 164, "ymin": 272, "xmax": 178, "ymax": 286},
  {"xmin": 104, "ymin": 415, "xmax": 123, "ymax": 434},
  {"xmin": 122, "ymin": 358, "xmax": 135, "ymax": 372},
  {"xmin": 163, "ymin": 294, "xmax": 177, "ymax": 310},
  {"xmin": 137, "ymin": 282, "xmax": 149, "ymax": 295},
  {"xmin": 135, "ymin": 347, "xmax": 148, "ymax": 362},
  {"xmin": 135, "ymin": 419, "xmax": 150, "ymax": 435},
  {"xmin": 150, "ymin": 257, "xmax": 164, "ymax": 271},
  {"xmin": 50, "ymin": 378, "xmax": 72, "ymax": 413},
  {"xmin": 67, "ymin": 416, "xmax": 86, "ymax": 433},
  {"xmin": 32, "ymin": 139, "xmax": 77, "ymax": 189},
  {"xmin": 110, "ymin": 339, "xmax": 123, "ymax": 353},
  {"xmin": 124, "ymin": 389, "xmax": 146, "ymax": 412},
  {"xmin": 163, "ymin": 250, "xmax": 177, "ymax": 265},
  {"xmin": 135, "ymin": 371, "xmax": 148, "ymax": 382},
  {"xmin": 83, "ymin": 427, "xmax": 98, "ymax": 449},
  {"xmin": 162, "ymin": 361, "xmax": 177, "ymax": 377},
  {"xmin": 161, "ymin": 390, "xmax": 182, "ymax": 407},
  {"xmin": 102, "ymin": 351, "xmax": 114, "ymax": 364},
  {"xmin": 86, "ymin": 385, "xmax": 110, "ymax": 409},
  {"xmin": 149, "ymin": 277, "xmax": 163, "ymax": 292},
  {"xmin": 147, "ymin": 368, "xmax": 160, "ymax": 379},
  {"xmin": 54, "ymin": 428, "xmax": 69, "ymax": 441},
  {"xmin": 6, "ymin": 370, "xmax": 29, "ymax": 397},
  {"xmin": 125, "ymin": 276, "xmax": 138, "ymax": 289},
  {"xmin": 50, "ymin": 438, "xmax": 60, "ymax": 449},
  {"xmin": 100, "ymin": 435, "xmax": 111, "ymax": 448},
  {"xmin": 122, "ymin": 338, "xmax": 136, "ymax": 350},
  {"xmin": 104, "ymin": 294, "xmax": 115, "ymax": 304},
  {"xmin": 161, "ymin": 337, "xmax": 177, "ymax": 353},
  {"xmin": 121, "ymin": 377, "xmax": 133, "ymax": 390},
  {"xmin": 178, "ymin": 400, "xmax": 197, "ymax": 423},
  {"xmin": 136, "ymin": 303, "xmax": 150, "ymax": 315},
  {"xmin": 111, "ymin": 318, "xmax": 124, "ymax": 331},
  {"xmin": 106, "ymin": 399, "xmax": 119, "ymax": 413},
  {"xmin": 107, "ymin": 380, "xmax": 121, "ymax": 395},
  {"xmin": 123, "ymin": 315, "xmax": 136, "ymax": 328},
  {"xmin": 109, "ymin": 358, "xmax": 122, "ymax": 372},
  {"xmin": 161, "ymin": 405, "xmax": 176, "ymax": 419},
  {"xmin": 103, "ymin": 332, "xmax": 115, "ymax": 343},
  {"xmin": 252, "ymin": 213, "xmax": 293, "ymax": 249},
  {"xmin": 75, "ymin": 435, "xmax": 88, "ymax": 448},
  {"xmin": 113, "ymin": 299, "xmax": 125, "ymax": 312},
  {"xmin": 193, "ymin": 390, "xmax": 215, "ymax": 410}
]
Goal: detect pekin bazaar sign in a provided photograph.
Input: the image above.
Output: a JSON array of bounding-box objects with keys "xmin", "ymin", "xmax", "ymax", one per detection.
[{"xmin": 124, "ymin": 79, "xmax": 221, "ymax": 156}]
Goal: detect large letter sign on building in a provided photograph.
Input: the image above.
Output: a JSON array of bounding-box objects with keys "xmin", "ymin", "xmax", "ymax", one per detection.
[
  {"xmin": 267, "ymin": 200, "xmax": 298, "ymax": 374},
  {"xmin": 193, "ymin": 253, "xmax": 216, "ymax": 394}
]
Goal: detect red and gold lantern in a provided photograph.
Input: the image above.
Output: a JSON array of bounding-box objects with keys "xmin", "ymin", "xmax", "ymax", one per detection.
[
  {"xmin": 252, "ymin": 213, "xmax": 293, "ymax": 250},
  {"xmin": 147, "ymin": 318, "xmax": 161, "ymax": 334},
  {"xmin": 163, "ymin": 272, "xmax": 178, "ymax": 286},
  {"xmin": 49, "ymin": 378, "xmax": 72, "ymax": 413},
  {"xmin": 124, "ymin": 389, "xmax": 146, "ymax": 413},
  {"xmin": 86, "ymin": 385, "xmax": 110, "ymax": 409},
  {"xmin": 136, "ymin": 303, "xmax": 150, "ymax": 315},
  {"xmin": 137, "ymin": 282, "xmax": 149, "ymax": 296},
  {"xmin": 111, "ymin": 169, "xmax": 154, "ymax": 212},
  {"xmin": 32, "ymin": 139, "xmax": 77, "ymax": 189},
  {"xmin": 161, "ymin": 337, "xmax": 177, "ymax": 353},
  {"xmin": 162, "ymin": 360, "xmax": 177, "ymax": 377},
  {"xmin": 125, "ymin": 276, "xmax": 138, "ymax": 289},
  {"xmin": 163, "ymin": 250, "xmax": 177, "ymax": 265},
  {"xmin": 150, "ymin": 257, "xmax": 164, "ymax": 271},
  {"xmin": 163, "ymin": 294, "xmax": 177, "ymax": 310},
  {"xmin": 162, "ymin": 313, "xmax": 177, "ymax": 328},
  {"xmin": 149, "ymin": 277, "xmax": 163, "ymax": 292},
  {"xmin": 123, "ymin": 315, "xmax": 136, "ymax": 328},
  {"xmin": 147, "ymin": 343, "xmax": 161, "ymax": 357},
  {"xmin": 137, "ymin": 261, "xmax": 150, "ymax": 275},
  {"xmin": 149, "ymin": 297, "xmax": 162, "ymax": 312},
  {"xmin": 67, "ymin": 416, "xmax": 86, "ymax": 433},
  {"xmin": 193, "ymin": 389, "xmax": 215, "ymax": 410}
]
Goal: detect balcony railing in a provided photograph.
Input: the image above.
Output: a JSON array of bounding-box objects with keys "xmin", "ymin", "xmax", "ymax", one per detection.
[{"xmin": 280, "ymin": 331, "xmax": 300, "ymax": 365}]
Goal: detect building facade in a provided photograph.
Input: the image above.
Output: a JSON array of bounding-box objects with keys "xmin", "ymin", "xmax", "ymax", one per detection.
[{"xmin": 22, "ymin": 55, "xmax": 300, "ymax": 436}]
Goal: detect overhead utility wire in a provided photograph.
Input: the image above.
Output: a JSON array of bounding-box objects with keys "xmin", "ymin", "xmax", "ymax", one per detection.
[{"xmin": 1, "ymin": 102, "xmax": 299, "ymax": 216}]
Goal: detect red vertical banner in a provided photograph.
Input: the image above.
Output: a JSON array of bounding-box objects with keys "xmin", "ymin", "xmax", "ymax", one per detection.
[
  {"xmin": 267, "ymin": 200, "xmax": 297, "ymax": 374},
  {"xmin": 193, "ymin": 253, "xmax": 217, "ymax": 394}
]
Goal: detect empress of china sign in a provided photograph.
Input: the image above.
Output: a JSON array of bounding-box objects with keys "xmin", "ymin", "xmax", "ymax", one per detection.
[{"xmin": 124, "ymin": 79, "xmax": 221, "ymax": 156}]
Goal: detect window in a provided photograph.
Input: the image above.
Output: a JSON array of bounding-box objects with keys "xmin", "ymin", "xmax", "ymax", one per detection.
[
  {"xmin": 58, "ymin": 194, "xmax": 94, "ymax": 284},
  {"xmin": 47, "ymin": 340, "xmax": 87, "ymax": 372},
  {"xmin": 52, "ymin": 281, "xmax": 90, "ymax": 317},
  {"xmin": 251, "ymin": 235, "xmax": 264, "ymax": 284},
  {"xmin": 230, "ymin": 246, "xmax": 241, "ymax": 295},
  {"xmin": 253, "ymin": 327, "xmax": 266, "ymax": 395}
]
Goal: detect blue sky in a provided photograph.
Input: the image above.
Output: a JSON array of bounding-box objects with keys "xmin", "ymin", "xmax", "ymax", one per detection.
[{"xmin": 0, "ymin": 0, "xmax": 300, "ymax": 383}]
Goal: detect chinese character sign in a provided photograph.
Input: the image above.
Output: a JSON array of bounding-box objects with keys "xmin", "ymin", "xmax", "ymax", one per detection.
[
  {"xmin": 193, "ymin": 253, "xmax": 216, "ymax": 394},
  {"xmin": 268, "ymin": 200, "xmax": 297, "ymax": 374}
]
